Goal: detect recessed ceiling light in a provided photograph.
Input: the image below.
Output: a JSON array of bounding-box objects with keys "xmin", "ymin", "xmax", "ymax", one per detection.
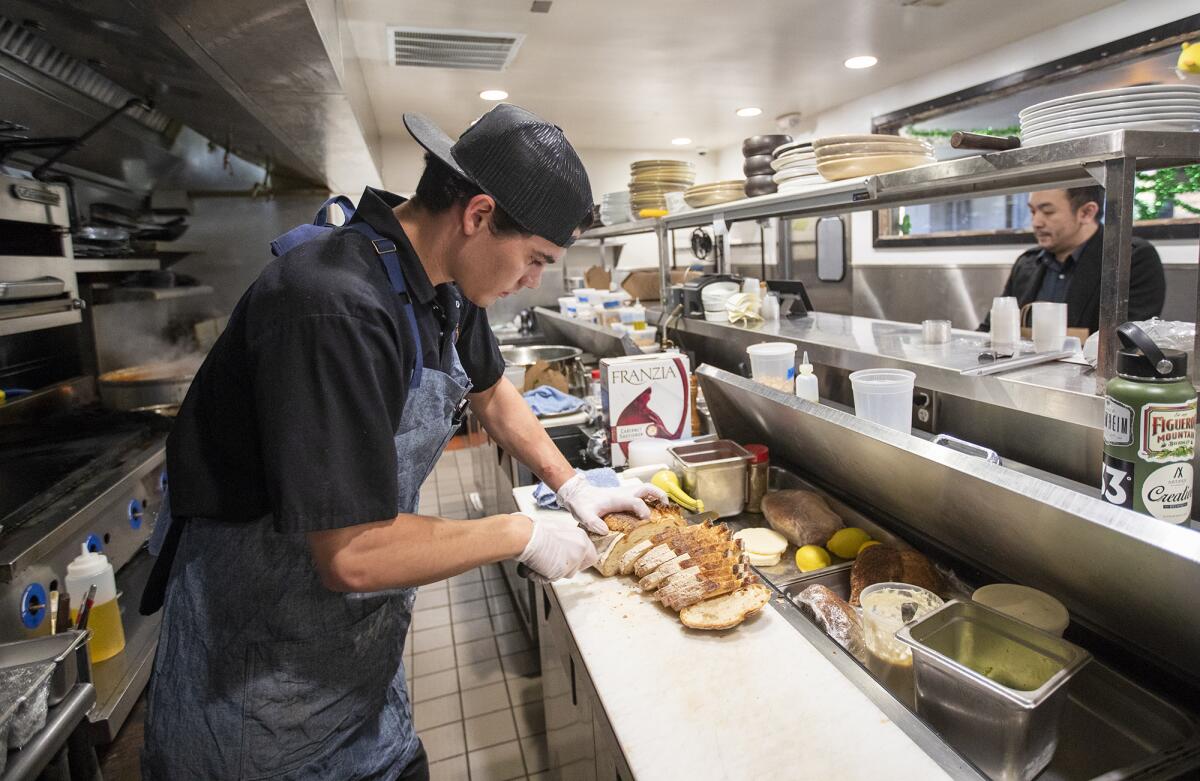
[
  {"xmin": 479, "ymin": 89, "xmax": 508, "ymax": 100},
  {"xmin": 736, "ymin": 107, "xmax": 763, "ymax": 118},
  {"xmin": 671, "ymin": 137, "xmax": 692, "ymax": 146},
  {"xmin": 844, "ymin": 55, "xmax": 878, "ymax": 70}
]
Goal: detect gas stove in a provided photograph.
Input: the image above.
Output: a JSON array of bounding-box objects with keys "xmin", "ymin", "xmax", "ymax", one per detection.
[{"xmin": 0, "ymin": 390, "xmax": 168, "ymax": 741}]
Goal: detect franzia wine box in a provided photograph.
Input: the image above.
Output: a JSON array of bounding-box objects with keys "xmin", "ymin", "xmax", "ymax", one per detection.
[{"xmin": 600, "ymin": 352, "xmax": 691, "ymax": 467}]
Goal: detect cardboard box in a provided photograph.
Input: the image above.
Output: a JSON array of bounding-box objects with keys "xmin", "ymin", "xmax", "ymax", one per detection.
[
  {"xmin": 601, "ymin": 352, "xmax": 692, "ymax": 467},
  {"xmin": 621, "ymin": 269, "xmax": 690, "ymax": 302}
]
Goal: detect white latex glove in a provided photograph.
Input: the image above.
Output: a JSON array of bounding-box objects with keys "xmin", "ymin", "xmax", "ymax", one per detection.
[
  {"xmin": 556, "ymin": 474, "xmax": 669, "ymax": 535},
  {"xmin": 515, "ymin": 514, "xmax": 598, "ymax": 581}
]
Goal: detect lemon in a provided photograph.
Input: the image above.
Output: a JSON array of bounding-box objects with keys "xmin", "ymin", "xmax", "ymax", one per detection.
[
  {"xmin": 857, "ymin": 539, "xmax": 881, "ymax": 555},
  {"xmin": 795, "ymin": 545, "xmax": 832, "ymax": 572},
  {"xmin": 827, "ymin": 527, "xmax": 872, "ymax": 559}
]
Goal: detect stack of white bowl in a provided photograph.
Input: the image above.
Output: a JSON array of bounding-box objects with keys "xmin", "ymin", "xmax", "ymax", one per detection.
[
  {"xmin": 813, "ymin": 134, "xmax": 936, "ymax": 181},
  {"xmin": 599, "ymin": 191, "xmax": 633, "ymax": 225},
  {"xmin": 700, "ymin": 281, "xmax": 740, "ymax": 322},
  {"xmin": 771, "ymin": 141, "xmax": 822, "ymax": 194},
  {"xmin": 1019, "ymin": 84, "xmax": 1200, "ymax": 146}
]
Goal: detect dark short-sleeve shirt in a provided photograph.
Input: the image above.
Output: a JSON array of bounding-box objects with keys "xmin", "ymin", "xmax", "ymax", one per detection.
[{"xmin": 166, "ymin": 187, "xmax": 504, "ymax": 533}]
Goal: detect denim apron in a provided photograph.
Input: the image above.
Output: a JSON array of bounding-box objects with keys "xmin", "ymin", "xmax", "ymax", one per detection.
[{"xmin": 142, "ymin": 212, "xmax": 471, "ymax": 779}]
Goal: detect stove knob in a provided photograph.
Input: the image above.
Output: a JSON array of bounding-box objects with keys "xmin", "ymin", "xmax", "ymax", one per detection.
[
  {"xmin": 85, "ymin": 534, "xmax": 103, "ymax": 553},
  {"xmin": 20, "ymin": 583, "xmax": 46, "ymax": 630},
  {"xmin": 129, "ymin": 499, "xmax": 144, "ymax": 530}
]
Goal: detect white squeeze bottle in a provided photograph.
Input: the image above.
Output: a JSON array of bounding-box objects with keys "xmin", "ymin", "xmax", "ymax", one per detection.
[
  {"xmin": 795, "ymin": 351, "xmax": 819, "ymax": 403},
  {"xmin": 66, "ymin": 544, "xmax": 126, "ymax": 662}
]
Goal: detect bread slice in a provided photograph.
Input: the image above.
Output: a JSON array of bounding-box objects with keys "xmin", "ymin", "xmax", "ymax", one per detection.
[
  {"xmin": 632, "ymin": 523, "xmax": 730, "ymax": 578},
  {"xmin": 662, "ymin": 574, "xmax": 754, "ymax": 612},
  {"xmin": 658, "ymin": 566, "xmax": 752, "ymax": 611},
  {"xmin": 679, "ymin": 584, "xmax": 772, "ymax": 630},
  {"xmin": 601, "ymin": 521, "xmax": 684, "ymax": 577},
  {"xmin": 637, "ymin": 542, "xmax": 742, "ymax": 592},
  {"xmin": 592, "ymin": 532, "xmax": 627, "ymax": 577},
  {"xmin": 594, "ymin": 503, "xmax": 688, "ymax": 577}
]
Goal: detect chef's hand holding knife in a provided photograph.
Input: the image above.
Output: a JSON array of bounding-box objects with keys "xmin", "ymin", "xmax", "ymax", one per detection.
[{"xmin": 515, "ymin": 513, "xmax": 597, "ymax": 582}]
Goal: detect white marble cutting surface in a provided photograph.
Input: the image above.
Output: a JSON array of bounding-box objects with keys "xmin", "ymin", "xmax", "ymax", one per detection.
[{"xmin": 515, "ymin": 484, "xmax": 955, "ymax": 781}]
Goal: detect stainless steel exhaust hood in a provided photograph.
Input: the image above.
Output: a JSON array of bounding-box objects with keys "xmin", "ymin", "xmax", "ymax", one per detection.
[{"xmin": 1, "ymin": 0, "xmax": 381, "ymax": 194}]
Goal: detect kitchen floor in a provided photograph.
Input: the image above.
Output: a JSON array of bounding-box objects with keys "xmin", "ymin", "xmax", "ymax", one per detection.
[{"xmin": 100, "ymin": 443, "xmax": 550, "ymax": 781}]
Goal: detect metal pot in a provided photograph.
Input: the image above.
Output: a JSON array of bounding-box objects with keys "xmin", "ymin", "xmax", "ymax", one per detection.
[
  {"xmin": 499, "ymin": 344, "xmax": 587, "ymax": 396},
  {"xmin": 97, "ymin": 358, "xmax": 200, "ymax": 412}
]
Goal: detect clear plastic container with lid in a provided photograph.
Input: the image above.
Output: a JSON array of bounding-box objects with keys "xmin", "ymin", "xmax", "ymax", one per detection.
[{"xmin": 65, "ymin": 544, "xmax": 126, "ymax": 662}]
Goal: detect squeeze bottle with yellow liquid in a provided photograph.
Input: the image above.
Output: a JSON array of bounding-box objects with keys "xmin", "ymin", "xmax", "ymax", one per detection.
[{"xmin": 66, "ymin": 544, "xmax": 126, "ymax": 662}]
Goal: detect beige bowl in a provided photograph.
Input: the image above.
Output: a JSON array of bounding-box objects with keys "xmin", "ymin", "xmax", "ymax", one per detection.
[
  {"xmin": 816, "ymin": 140, "xmax": 933, "ymax": 158},
  {"xmin": 816, "ymin": 153, "xmax": 936, "ymax": 181}
]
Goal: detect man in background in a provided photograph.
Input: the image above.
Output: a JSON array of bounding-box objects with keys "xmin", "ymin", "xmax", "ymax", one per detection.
[{"xmin": 980, "ymin": 186, "xmax": 1165, "ymax": 333}]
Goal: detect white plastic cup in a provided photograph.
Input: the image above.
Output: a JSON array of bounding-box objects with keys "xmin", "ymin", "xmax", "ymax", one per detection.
[
  {"xmin": 922, "ymin": 319, "xmax": 951, "ymax": 345},
  {"xmin": 1032, "ymin": 302, "xmax": 1068, "ymax": 353},
  {"xmin": 849, "ymin": 368, "xmax": 916, "ymax": 434},
  {"xmin": 746, "ymin": 342, "xmax": 798, "ymax": 393},
  {"xmin": 990, "ymin": 296, "xmax": 1020, "ymax": 353}
]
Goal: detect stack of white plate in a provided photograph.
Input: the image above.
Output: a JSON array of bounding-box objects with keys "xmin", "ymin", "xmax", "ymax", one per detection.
[
  {"xmin": 1019, "ymin": 84, "xmax": 1200, "ymax": 146},
  {"xmin": 771, "ymin": 140, "xmax": 822, "ymax": 194},
  {"xmin": 629, "ymin": 160, "xmax": 696, "ymax": 215},
  {"xmin": 683, "ymin": 180, "xmax": 746, "ymax": 208},
  {"xmin": 812, "ymin": 134, "xmax": 936, "ymax": 181},
  {"xmin": 600, "ymin": 191, "xmax": 633, "ymax": 226}
]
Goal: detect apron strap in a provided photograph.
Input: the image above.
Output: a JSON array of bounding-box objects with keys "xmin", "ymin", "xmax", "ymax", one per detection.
[{"xmin": 345, "ymin": 222, "xmax": 424, "ymax": 390}]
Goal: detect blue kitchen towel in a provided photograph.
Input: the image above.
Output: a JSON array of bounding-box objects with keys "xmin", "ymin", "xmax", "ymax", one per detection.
[
  {"xmin": 523, "ymin": 385, "xmax": 585, "ymax": 416},
  {"xmin": 533, "ymin": 467, "xmax": 620, "ymax": 510}
]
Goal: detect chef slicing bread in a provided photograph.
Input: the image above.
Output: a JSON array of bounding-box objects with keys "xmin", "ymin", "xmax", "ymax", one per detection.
[{"xmin": 138, "ymin": 104, "xmax": 665, "ymax": 780}]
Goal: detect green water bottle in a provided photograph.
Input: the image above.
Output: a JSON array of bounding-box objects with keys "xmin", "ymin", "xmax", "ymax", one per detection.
[{"xmin": 1101, "ymin": 323, "xmax": 1196, "ymax": 524}]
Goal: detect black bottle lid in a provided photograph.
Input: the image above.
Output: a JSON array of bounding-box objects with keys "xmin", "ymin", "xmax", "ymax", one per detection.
[
  {"xmin": 1117, "ymin": 347, "xmax": 1188, "ymax": 380},
  {"xmin": 1116, "ymin": 322, "xmax": 1188, "ymax": 380}
]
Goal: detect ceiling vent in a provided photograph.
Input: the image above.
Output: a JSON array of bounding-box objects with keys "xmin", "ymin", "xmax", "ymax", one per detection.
[{"xmin": 388, "ymin": 27, "xmax": 524, "ymax": 71}]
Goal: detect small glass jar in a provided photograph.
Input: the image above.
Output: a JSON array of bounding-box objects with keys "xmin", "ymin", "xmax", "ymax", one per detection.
[{"xmin": 744, "ymin": 443, "xmax": 769, "ymax": 513}]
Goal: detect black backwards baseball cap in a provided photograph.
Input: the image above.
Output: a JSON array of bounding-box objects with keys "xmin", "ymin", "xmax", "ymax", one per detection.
[{"xmin": 403, "ymin": 104, "xmax": 592, "ymax": 247}]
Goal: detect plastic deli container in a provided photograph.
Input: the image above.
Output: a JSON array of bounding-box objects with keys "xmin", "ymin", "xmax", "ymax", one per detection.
[
  {"xmin": 971, "ymin": 584, "xmax": 1070, "ymax": 636},
  {"xmin": 849, "ymin": 368, "xmax": 916, "ymax": 434},
  {"xmin": 701, "ymin": 282, "xmax": 738, "ymax": 323},
  {"xmin": 859, "ymin": 582, "xmax": 944, "ymax": 708},
  {"xmin": 746, "ymin": 342, "xmax": 798, "ymax": 393},
  {"xmin": 557, "ymin": 296, "xmax": 578, "ymax": 317}
]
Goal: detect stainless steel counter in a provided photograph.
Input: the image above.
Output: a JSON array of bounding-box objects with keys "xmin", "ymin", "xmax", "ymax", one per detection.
[{"xmin": 663, "ymin": 310, "xmax": 1104, "ymax": 430}]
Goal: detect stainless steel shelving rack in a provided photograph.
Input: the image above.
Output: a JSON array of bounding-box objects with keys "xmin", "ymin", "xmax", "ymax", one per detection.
[{"xmin": 580, "ymin": 130, "xmax": 1200, "ymax": 382}]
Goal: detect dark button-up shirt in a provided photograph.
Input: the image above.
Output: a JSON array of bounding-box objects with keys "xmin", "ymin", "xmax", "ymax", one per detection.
[{"xmin": 1034, "ymin": 242, "xmax": 1087, "ymax": 304}]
